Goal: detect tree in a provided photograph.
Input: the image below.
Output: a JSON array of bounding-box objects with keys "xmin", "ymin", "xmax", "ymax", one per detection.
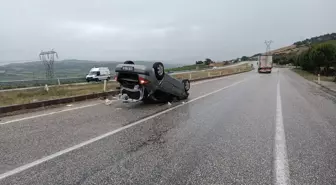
[
  {"xmin": 309, "ymin": 43, "xmax": 336, "ymax": 75},
  {"xmin": 204, "ymin": 58, "xmax": 213, "ymax": 65},
  {"xmin": 195, "ymin": 61, "xmax": 203, "ymax": 65},
  {"xmin": 298, "ymin": 50, "xmax": 316, "ymax": 72},
  {"xmin": 252, "ymin": 53, "xmax": 261, "ymax": 57},
  {"xmin": 293, "ymin": 33, "xmax": 336, "ymax": 46},
  {"xmin": 241, "ymin": 56, "xmax": 249, "ymax": 61},
  {"xmin": 294, "ymin": 55, "xmax": 301, "ymax": 68}
]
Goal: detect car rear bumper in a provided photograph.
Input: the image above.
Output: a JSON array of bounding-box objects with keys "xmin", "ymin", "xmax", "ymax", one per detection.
[
  {"xmin": 258, "ymin": 68, "xmax": 272, "ymax": 73},
  {"xmin": 119, "ymin": 85, "xmax": 145, "ymax": 102}
]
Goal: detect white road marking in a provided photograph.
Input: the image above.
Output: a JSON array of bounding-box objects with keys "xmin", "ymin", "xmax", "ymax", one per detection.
[
  {"xmin": 0, "ymin": 79, "xmax": 247, "ymax": 181},
  {"xmin": 0, "ymin": 103, "xmax": 101, "ymax": 125},
  {"xmin": 274, "ymin": 79, "xmax": 290, "ymax": 185}
]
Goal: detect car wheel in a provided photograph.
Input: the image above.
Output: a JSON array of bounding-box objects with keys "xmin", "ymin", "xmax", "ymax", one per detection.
[
  {"xmin": 153, "ymin": 62, "xmax": 165, "ymax": 80},
  {"xmin": 141, "ymin": 89, "xmax": 153, "ymax": 104},
  {"xmin": 182, "ymin": 79, "xmax": 190, "ymax": 92},
  {"xmin": 124, "ymin": 60, "xmax": 134, "ymax": 64}
]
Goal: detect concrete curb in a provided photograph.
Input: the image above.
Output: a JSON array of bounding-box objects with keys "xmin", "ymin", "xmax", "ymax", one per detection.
[
  {"xmin": 0, "ymin": 91, "xmax": 120, "ymax": 115},
  {"xmin": 0, "ymin": 69, "xmax": 251, "ymax": 115},
  {"xmin": 313, "ymin": 81, "xmax": 336, "ymax": 96}
]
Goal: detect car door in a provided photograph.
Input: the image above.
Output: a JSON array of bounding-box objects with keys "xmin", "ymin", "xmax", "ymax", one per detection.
[
  {"xmin": 158, "ymin": 77, "xmax": 175, "ymax": 95},
  {"xmin": 161, "ymin": 74, "xmax": 184, "ymax": 96},
  {"xmin": 169, "ymin": 76, "xmax": 185, "ymax": 95},
  {"xmin": 96, "ymin": 71, "xmax": 101, "ymax": 80}
]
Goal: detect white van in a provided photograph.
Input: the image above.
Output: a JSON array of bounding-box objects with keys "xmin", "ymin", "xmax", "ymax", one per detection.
[{"xmin": 86, "ymin": 67, "xmax": 111, "ymax": 82}]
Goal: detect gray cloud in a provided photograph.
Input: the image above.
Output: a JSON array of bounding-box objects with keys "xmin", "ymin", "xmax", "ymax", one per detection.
[{"xmin": 0, "ymin": 0, "xmax": 335, "ymax": 64}]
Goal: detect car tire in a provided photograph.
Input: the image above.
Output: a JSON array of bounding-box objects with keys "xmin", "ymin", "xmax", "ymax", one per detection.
[
  {"xmin": 153, "ymin": 62, "xmax": 165, "ymax": 80},
  {"xmin": 177, "ymin": 93, "xmax": 189, "ymax": 100},
  {"xmin": 124, "ymin": 60, "xmax": 134, "ymax": 64},
  {"xmin": 141, "ymin": 89, "xmax": 154, "ymax": 104},
  {"xmin": 182, "ymin": 79, "xmax": 190, "ymax": 92},
  {"xmin": 177, "ymin": 79, "xmax": 190, "ymax": 100}
]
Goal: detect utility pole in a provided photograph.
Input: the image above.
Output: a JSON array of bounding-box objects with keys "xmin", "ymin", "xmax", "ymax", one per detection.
[
  {"xmin": 39, "ymin": 49, "xmax": 58, "ymax": 80},
  {"xmin": 265, "ymin": 40, "xmax": 273, "ymax": 55},
  {"xmin": 264, "ymin": 40, "xmax": 273, "ymax": 66}
]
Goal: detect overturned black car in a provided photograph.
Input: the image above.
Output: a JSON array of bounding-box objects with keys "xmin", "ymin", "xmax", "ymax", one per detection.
[{"xmin": 115, "ymin": 61, "xmax": 190, "ymax": 103}]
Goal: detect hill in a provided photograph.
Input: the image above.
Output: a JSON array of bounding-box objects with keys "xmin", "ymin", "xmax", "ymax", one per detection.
[
  {"xmin": 312, "ymin": 39, "xmax": 336, "ymax": 47},
  {"xmin": 247, "ymin": 33, "xmax": 336, "ymax": 66},
  {"xmin": 270, "ymin": 34, "xmax": 336, "ymax": 65},
  {"xmin": 251, "ymin": 33, "xmax": 336, "ymax": 58},
  {"xmin": 0, "ymin": 60, "xmax": 181, "ymax": 81},
  {"xmin": 294, "ymin": 33, "xmax": 336, "ymax": 46}
]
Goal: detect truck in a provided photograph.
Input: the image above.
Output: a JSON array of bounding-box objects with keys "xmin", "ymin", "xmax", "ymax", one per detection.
[
  {"xmin": 86, "ymin": 67, "xmax": 111, "ymax": 82},
  {"xmin": 258, "ymin": 55, "xmax": 273, "ymax": 73}
]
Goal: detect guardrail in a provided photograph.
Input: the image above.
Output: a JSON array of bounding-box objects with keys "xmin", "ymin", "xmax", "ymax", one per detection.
[{"xmin": 0, "ymin": 77, "xmax": 86, "ymax": 90}]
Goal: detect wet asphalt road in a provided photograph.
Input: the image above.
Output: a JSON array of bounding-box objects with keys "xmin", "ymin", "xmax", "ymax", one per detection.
[{"xmin": 1, "ymin": 69, "xmax": 336, "ymax": 184}]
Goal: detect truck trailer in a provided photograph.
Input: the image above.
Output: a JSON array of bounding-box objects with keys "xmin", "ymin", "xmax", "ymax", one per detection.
[{"xmin": 258, "ymin": 55, "xmax": 273, "ymax": 73}]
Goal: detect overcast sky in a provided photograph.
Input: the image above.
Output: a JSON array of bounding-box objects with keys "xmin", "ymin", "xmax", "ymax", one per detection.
[{"xmin": 0, "ymin": 0, "xmax": 335, "ymax": 64}]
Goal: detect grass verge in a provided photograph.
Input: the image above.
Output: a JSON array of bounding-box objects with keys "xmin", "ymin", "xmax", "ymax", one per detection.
[
  {"xmin": 167, "ymin": 64, "xmax": 210, "ymax": 72},
  {"xmin": 292, "ymin": 68, "xmax": 335, "ymax": 82},
  {"xmin": 0, "ymin": 82, "xmax": 118, "ymax": 107}
]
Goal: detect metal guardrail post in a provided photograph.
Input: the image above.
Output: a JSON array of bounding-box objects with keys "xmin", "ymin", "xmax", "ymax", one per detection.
[{"xmin": 103, "ymin": 80, "xmax": 107, "ymax": 92}]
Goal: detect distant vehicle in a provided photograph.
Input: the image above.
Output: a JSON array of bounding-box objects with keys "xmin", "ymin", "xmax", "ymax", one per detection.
[
  {"xmin": 86, "ymin": 67, "xmax": 111, "ymax": 82},
  {"xmin": 115, "ymin": 61, "xmax": 190, "ymax": 103},
  {"xmin": 258, "ymin": 55, "xmax": 273, "ymax": 73}
]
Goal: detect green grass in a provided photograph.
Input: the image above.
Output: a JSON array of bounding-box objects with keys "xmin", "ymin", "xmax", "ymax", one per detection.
[
  {"xmin": 0, "ymin": 82, "xmax": 119, "ymax": 106},
  {"xmin": 292, "ymin": 68, "xmax": 335, "ymax": 82},
  {"xmin": 313, "ymin": 40, "xmax": 336, "ymax": 47},
  {"xmin": 167, "ymin": 64, "xmax": 210, "ymax": 72},
  {"xmin": 316, "ymin": 40, "xmax": 336, "ymax": 46}
]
